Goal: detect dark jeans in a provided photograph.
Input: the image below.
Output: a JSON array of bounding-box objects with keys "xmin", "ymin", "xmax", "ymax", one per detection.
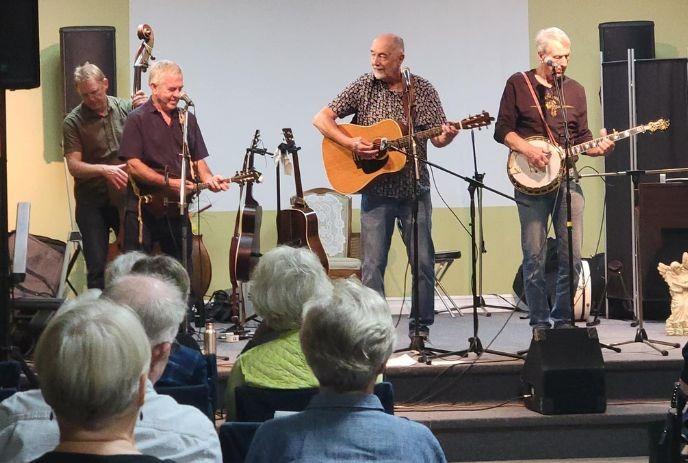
[
  {"xmin": 123, "ymin": 209, "xmax": 193, "ymax": 266},
  {"xmin": 75, "ymin": 202, "xmax": 120, "ymax": 289},
  {"xmin": 360, "ymin": 192, "xmax": 435, "ymax": 329}
]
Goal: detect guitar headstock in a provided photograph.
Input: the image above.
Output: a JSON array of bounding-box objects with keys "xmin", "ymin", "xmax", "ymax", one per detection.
[
  {"xmin": 233, "ymin": 169, "xmax": 263, "ymax": 185},
  {"xmin": 645, "ymin": 118, "xmax": 670, "ymax": 132},
  {"xmin": 282, "ymin": 128, "xmax": 294, "ymax": 143},
  {"xmin": 250, "ymin": 129, "xmax": 261, "ymax": 150},
  {"xmin": 458, "ymin": 111, "xmax": 494, "ymax": 130},
  {"xmin": 280, "ymin": 128, "xmax": 300, "ymax": 153}
]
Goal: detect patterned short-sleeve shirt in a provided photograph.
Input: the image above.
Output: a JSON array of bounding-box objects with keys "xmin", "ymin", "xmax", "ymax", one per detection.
[{"xmin": 328, "ymin": 73, "xmax": 447, "ymax": 199}]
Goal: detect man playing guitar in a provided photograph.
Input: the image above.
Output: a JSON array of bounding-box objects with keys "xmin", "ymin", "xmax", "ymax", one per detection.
[
  {"xmin": 119, "ymin": 60, "xmax": 228, "ymax": 263},
  {"xmin": 494, "ymin": 27, "xmax": 614, "ymax": 331},
  {"xmin": 313, "ymin": 33, "xmax": 458, "ymax": 345}
]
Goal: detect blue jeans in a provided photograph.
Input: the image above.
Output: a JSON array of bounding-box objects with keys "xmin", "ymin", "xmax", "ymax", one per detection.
[
  {"xmin": 516, "ymin": 182, "xmax": 584, "ymax": 328},
  {"xmin": 360, "ymin": 192, "xmax": 435, "ymax": 328},
  {"xmin": 75, "ymin": 202, "xmax": 120, "ymax": 289}
]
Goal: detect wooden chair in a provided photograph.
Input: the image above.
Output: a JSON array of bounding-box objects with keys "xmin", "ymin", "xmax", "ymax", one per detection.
[{"xmin": 303, "ymin": 188, "xmax": 361, "ymax": 279}]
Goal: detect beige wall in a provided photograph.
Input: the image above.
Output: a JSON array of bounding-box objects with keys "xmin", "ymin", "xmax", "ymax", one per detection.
[{"xmin": 7, "ymin": 1, "xmax": 688, "ymax": 297}]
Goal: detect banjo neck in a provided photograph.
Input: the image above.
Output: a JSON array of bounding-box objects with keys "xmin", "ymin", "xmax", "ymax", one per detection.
[{"xmin": 568, "ymin": 119, "xmax": 669, "ymax": 156}]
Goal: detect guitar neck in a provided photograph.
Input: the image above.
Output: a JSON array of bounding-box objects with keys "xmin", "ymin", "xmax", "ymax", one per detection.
[
  {"xmin": 390, "ymin": 121, "xmax": 465, "ymax": 150},
  {"xmin": 571, "ymin": 125, "xmax": 647, "ymax": 155}
]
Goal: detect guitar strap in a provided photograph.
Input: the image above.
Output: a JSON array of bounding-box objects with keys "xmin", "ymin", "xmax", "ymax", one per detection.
[{"xmin": 520, "ymin": 72, "xmax": 558, "ymax": 146}]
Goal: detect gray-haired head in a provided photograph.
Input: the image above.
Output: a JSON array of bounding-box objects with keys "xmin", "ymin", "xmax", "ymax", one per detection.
[
  {"xmin": 102, "ymin": 274, "xmax": 186, "ymax": 346},
  {"xmin": 373, "ymin": 33, "xmax": 405, "ymax": 53},
  {"xmin": 301, "ymin": 278, "xmax": 395, "ymax": 393},
  {"xmin": 34, "ymin": 298, "xmax": 150, "ymax": 431},
  {"xmin": 73, "ymin": 62, "xmax": 105, "ymax": 85},
  {"xmin": 131, "ymin": 254, "xmax": 191, "ymax": 298},
  {"xmin": 104, "ymin": 251, "xmax": 147, "ymax": 288},
  {"xmin": 148, "ymin": 59, "xmax": 183, "ymax": 85},
  {"xmin": 249, "ymin": 246, "xmax": 332, "ymax": 332},
  {"xmin": 535, "ymin": 27, "xmax": 571, "ymax": 55}
]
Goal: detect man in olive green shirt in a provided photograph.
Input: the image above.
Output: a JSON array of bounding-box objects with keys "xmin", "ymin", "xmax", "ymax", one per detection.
[{"xmin": 63, "ymin": 62, "xmax": 145, "ymax": 289}]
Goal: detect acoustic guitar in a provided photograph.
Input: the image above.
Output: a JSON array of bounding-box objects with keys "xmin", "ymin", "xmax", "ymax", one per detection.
[
  {"xmin": 277, "ymin": 128, "xmax": 329, "ymax": 271},
  {"xmin": 321, "ymin": 112, "xmax": 493, "ymax": 194}
]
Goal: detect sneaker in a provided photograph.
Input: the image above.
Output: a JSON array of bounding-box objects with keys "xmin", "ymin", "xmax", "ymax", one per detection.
[{"xmin": 553, "ymin": 321, "xmax": 573, "ymax": 329}]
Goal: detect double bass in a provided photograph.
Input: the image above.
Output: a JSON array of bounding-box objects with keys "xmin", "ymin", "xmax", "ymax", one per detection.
[
  {"xmin": 229, "ymin": 131, "xmax": 264, "ymax": 319},
  {"xmin": 276, "ymin": 128, "xmax": 329, "ymax": 271},
  {"xmin": 107, "ymin": 23, "xmax": 155, "ymax": 261}
]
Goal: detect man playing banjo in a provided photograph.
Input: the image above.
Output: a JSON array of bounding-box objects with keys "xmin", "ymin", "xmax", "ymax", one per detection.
[{"xmin": 494, "ymin": 27, "xmax": 614, "ymax": 331}]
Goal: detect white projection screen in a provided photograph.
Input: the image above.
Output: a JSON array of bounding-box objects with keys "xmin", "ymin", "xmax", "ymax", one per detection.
[{"xmin": 129, "ymin": 0, "xmax": 529, "ymax": 211}]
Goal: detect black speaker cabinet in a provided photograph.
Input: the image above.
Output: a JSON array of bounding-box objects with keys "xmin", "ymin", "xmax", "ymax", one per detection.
[
  {"xmin": 522, "ymin": 328, "xmax": 606, "ymax": 415},
  {"xmin": 60, "ymin": 26, "xmax": 117, "ymax": 114},
  {"xmin": 0, "ymin": 0, "xmax": 40, "ymax": 89},
  {"xmin": 602, "ymin": 58, "xmax": 688, "ymax": 319},
  {"xmin": 599, "ymin": 21, "xmax": 655, "ymax": 62}
]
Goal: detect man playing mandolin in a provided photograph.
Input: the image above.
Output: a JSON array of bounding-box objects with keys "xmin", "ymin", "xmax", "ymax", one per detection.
[
  {"xmin": 119, "ymin": 60, "xmax": 228, "ymax": 263},
  {"xmin": 494, "ymin": 27, "xmax": 614, "ymax": 330},
  {"xmin": 63, "ymin": 62, "xmax": 147, "ymax": 289},
  {"xmin": 313, "ymin": 33, "xmax": 459, "ymax": 345}
]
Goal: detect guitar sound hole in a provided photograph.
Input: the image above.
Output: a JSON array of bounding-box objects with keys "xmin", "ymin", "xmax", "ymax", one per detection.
[{"xmin": 359, "ymin": 159, "xmax": 388, "ymax": 174}]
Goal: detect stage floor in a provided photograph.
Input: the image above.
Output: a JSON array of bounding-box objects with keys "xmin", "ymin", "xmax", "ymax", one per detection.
[{"xmin": 213, "ymin": 310, "xmax": 687, "ymax": 370}]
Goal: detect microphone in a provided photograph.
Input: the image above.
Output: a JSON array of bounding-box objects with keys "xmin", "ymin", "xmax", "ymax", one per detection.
[
  {"xmin": 545, "ymin": 59, "xmax": 561, "ymax": 69},
  {"xmin": 179, "ymin": 93, "xmax": 194, "ymax": 106},
  {"xmin": 401, "ymin": 66, "xmax": 411, "ymax": 87}
]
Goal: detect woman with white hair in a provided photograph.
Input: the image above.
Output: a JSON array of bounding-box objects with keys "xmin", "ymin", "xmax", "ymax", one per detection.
[
  {"xmin": 224, "ymin": 245, "xmax": 333, "ymax": 420},
  {"xmin": 30, "ymin": 298, "xmax": 173, "ymax": 462},
  {"xmin": 245, "ymin": 279, "xmax": 446, "ymax": 462}
]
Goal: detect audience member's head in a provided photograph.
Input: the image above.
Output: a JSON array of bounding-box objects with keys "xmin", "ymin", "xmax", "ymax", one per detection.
[
  {"xmin": 102, "ymin": 274, "xmax": 186, "ymax": 382},
  {"xmin": 301, "ymin": 278, "xmax": 395, "ymax": 393},
  {"xmin": 104, "ymin": 250, "xmax": 147, "ymax": 288},
  {"xmin": 34, "ymin": 298, "xmax": 150, "ymax": 436},
  {"xmin": 131, "ymin": 254, "xmax": 191, "ymax": 297},
  {"xmin": 250, "ymin": 246, "xmax": 332, "ymax": 331}
]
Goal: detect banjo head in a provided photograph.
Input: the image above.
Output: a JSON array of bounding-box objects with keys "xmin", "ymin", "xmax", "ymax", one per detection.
[{"xmin": 507, "ymin": 137, "xmax": 564, "ymax": 195}]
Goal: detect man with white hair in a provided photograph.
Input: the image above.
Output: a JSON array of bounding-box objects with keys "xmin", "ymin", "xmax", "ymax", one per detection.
[
  {"xmin": 63, "ymin": 62, "xmax": 146, "ymax": 289},
  {"xmin": 119, "ymin": 59, "xmax": 227, "ymax": 262},
  {"xmin": 245, "ymin": 279, "xmax": 447, "ymax": 462},
  {"xmin": 0, "ymin": 274, "xmax": 222, "ymax": 463},
  {"xmin": 494, "ymin": 27, "xmax": 614, "ymax": 331}
]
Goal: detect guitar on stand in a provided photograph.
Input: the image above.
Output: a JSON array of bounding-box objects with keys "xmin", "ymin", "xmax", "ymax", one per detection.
[
  {"xmin": 277, "ymin": 128, "xmax": 329, "ymax": 271},
  {"xmin": 227, "ymin": 130, "xmax": 265, "ymax": 330}
]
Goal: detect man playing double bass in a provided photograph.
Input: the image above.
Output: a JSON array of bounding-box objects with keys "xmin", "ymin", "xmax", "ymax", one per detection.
[
  {"xmin": 63, "ymin": 62, "xmax": 146, "ymax": 289},
  {"xmin": 313, "ymin": 33, "xmax": 459, "ymax": 344},
  {"xmin": 119, "ymin": 60, "xmax": 228, "ymax": 263}
]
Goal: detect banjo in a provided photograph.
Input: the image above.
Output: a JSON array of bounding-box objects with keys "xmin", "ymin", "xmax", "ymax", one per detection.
[{"xmin": 507, "ymin": 118, "xmax": 670, "ymax": 195}]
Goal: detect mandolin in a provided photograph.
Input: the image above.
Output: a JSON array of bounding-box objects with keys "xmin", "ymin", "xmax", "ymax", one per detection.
[{"xmin": 277, "ymin": 128, "xmax": 329, "ymax": 271}]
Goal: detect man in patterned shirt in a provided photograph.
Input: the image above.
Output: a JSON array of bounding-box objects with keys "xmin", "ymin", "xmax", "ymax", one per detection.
[{"xmin": 313, "ymin": 33, "xmax": 459, "ymax": 344}]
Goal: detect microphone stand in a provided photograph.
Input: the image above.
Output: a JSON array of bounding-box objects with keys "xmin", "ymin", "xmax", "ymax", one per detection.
[
  {"xmin": 178, "ymin": 103, "xmax": 194, "ymax": 333},
  {"xmin": 391, "ymin": 144, "xmax": 526, "ymax": 361},
  {"xmin": 551, "ymin": 68, "xmax": 620, "ymax": 353},
  {"xmin": 392, "ymin": 70, "xmax": 450, "ymax": 363}
]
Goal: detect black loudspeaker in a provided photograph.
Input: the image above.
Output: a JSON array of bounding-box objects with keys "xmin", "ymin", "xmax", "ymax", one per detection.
[
  {"xmin": 59, "ymin": 26, "xmax": 117, "ymax": 114},
  {"xmin": 522, "ymin": 328, "xmax": 606, "ymax": 415},
  {"xmin": 0, "ymin": 0, "xmax": 40, "ymax": 89},
  {"xmin": 599, "ymin": 21, "xmax": 655, "ymax": 62}
]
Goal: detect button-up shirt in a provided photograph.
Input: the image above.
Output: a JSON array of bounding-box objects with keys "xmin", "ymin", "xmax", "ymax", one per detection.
[{"xmin": 328, "ymin": 73, "xmax": 447, "ymax": 199}]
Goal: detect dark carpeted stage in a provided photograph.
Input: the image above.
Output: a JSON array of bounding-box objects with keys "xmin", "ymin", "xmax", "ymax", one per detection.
[{"xmin": 215, "ymin": 311, "xmax": 686, "ymax": 462}]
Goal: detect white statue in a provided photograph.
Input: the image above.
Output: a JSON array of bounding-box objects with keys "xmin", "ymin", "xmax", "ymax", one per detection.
[{"xmin": 658, "ymin": 252, "xmax": 688, "ymax": 336}]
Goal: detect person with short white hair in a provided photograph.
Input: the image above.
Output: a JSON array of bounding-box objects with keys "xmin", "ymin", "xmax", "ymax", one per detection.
[
  {"xmin": 494, "ymin": 26, "xmax": 614, "ymax": 331},
  {"xmin": 29, "ymin": 299, "xmax": 169, "ymax": 462},
  {"xmin": 224, "ymin": 246, "xmax": 333, "ymax": 420},
  {"xmin": 246, "ymin": 279, "xmax": 447, "ymax": 462},
  {"xmin": 119, "ymin": 59, "xmax": 227, "ymax": 262},
  {"xmin": 0, "ymin": 275, "xmax": 222, "ymax": 463}
]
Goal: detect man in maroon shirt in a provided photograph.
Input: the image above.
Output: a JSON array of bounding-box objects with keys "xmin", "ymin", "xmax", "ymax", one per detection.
[{"xmin": 494, "ymin": 27, "xmax": 614, "ymax": 330}]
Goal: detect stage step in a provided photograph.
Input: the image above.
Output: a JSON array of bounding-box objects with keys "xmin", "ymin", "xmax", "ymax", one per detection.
[
  {"xmin": 386, "ymin": 356, "xmax": 682, "ymax": 404},
  {"xmin": 399, "ymin": 402, "xmax": 667, "ymax": 462}
]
